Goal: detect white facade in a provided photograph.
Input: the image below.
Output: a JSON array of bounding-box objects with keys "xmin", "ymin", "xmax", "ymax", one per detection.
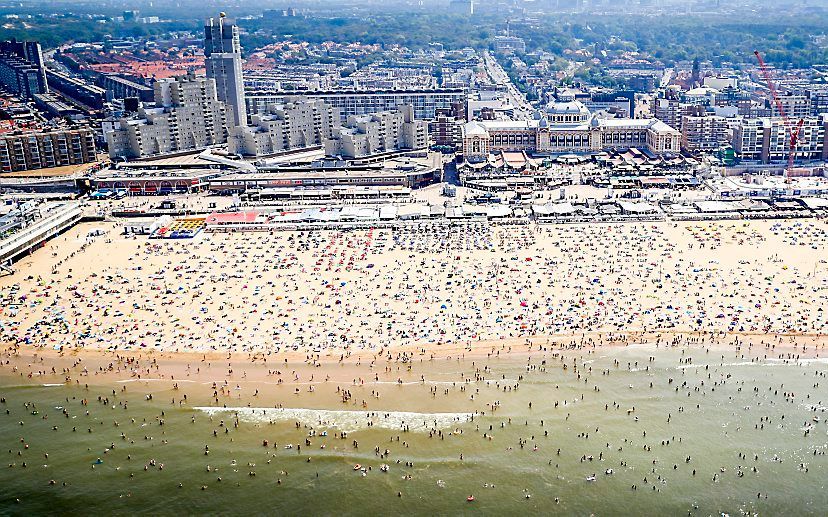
[
  {"xmin": 325, "ymin": 105, "xmax": 428, "ymax": 158},
  {"xmin": 228, "ymin": 98, "xmax": 340, "ymax": 157},
  {"xmin": 462, "ymin": 103, "xmax": 680, "ymax": 159},
  {"xmin": 732, "ymin": 115, "xmax": 828, "ymax": 163},
  {"xmin": 246, "ymin": 89, "xmax": 466, "ymax": 122},
  {"xmin": 105, "ymin": 74, "xmax": 227, "ymax": 159},
  {"xmin": 770, "ymin": 94, "xmax": 811, "ymax": 119},
  {"xmin": 703, "ymin": 75, "xmax": 739, "ymax": 90}
]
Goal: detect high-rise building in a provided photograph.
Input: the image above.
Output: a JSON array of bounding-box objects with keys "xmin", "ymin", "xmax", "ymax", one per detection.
[
  {"xmin": 732, "ymin": 115, "xmax": 828, "ymax": 163},
  {"xmin": 204, "ymin": 13, "xmax": 247, "ymax": 127},
  {"xmin": 768, "ymin": 93, "xmax": 811, "ymax": 119},
  {"xmin": 105, "ymin": 74, "xmax": 227, "ymax": 159},
  {"xmin": 681, "ymin": 114, "xmax": 730, "ymax": 152},
  {"xmin": 431, "ymin": 107, "xmax": 464, "ymax": 147},
  {"xmin": 0, "ymin": 39, "xmax": 48, "ymax": 99},
  {"xmin": 228, "ymin": 97, "xmax": 340, "ymax": 157},
  {"xmin": 325, "ymin": 105, "xmax": 428, "ymax": 158},
  {"xmin": 807, "ymin": 88, "xmax": 828, "ymax": 116}
]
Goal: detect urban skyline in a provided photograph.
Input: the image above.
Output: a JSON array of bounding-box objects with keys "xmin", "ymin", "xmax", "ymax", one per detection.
[{"xmin": 0, "ymin": 3, "xmax": 827, "ymax": 516}]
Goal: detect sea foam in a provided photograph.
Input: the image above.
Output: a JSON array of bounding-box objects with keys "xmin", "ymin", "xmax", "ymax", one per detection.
[{"xmin": 194, "ymin": 406, "xmax": 474, "ymax": 433}]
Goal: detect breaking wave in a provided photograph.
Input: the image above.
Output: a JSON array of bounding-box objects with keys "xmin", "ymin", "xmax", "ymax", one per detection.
[{"xmin": 194, "ymin": 406, "xmax": 474, "ymax": 433}]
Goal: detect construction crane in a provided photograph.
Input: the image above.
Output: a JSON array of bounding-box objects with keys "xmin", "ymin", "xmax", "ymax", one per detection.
[
  {"xmin": 788, "ymin": 117, "xmax": 805, "ymax": 178},
  {"xmin": 753, "ymin": 50, "xmax": 805, "ymax": 187}
]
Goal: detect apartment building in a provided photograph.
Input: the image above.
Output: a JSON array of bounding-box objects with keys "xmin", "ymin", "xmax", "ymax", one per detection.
[
  {"xmin": 227, "ymin": 97, "xmax": 339, "ymax": 157},
  {"xmin": 806, "ymin": 88, "xmax": 828, "ymax": 117},
  {"xmin": 0, "ymin": 127, "xmax": 96, "ymax": 173},
  {"xmin": 431, "ymin": 113, "xmax": 463, "ymax": 147},
  {"xmin": 732, "ymin": 115, "xmax": 828, "ymax": 162},
  {"xmin": 98, "ymin": 74, "xmax": 154, "ymax": 103},
  {"xmin": 493, "ymin": 36, "xmax": 526, "ymax": 54},
  {"xmin": 769, "ymin": 93, "xmax": 811, "ymax": 119},
  {"xmin": 681, "ymin": 114, "xmax": 730, "ymax": 152},
  {"xmin": 45, "ymin": 70, "xmax": 107, "ymax": 111},
  {"xmin": 652, "ymin": 95, "xmax": 695, "ymax": 131},
  {"xmin": 105, "ymin": 74, "xmax": 227, "ymax": 159},
  {"xmin": 246, "ymin": 88, "xmax": 467, "ymax": 122},
  {"xmin": 325, "ymin": 105, "xmax": 428, "ymax": 158},
  {"xmin": 0, "ymin": 40, "xmax": 48, "ymax": 99}
]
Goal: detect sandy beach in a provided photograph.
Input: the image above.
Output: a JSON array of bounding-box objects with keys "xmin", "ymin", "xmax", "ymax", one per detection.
[
  {"xmin": 1, "ymin": 216, "xmax": 826, "ymax": 400},
  {"xmin": 1, "ymin": 219, "xmax": 827, "ymax": 514},
  {"xmin": 3, "ymin": 219, "xmax": 828, "ymax": 356}
]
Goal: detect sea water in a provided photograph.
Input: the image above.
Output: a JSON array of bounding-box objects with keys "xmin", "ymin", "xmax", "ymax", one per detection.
[{"xmin": 1, "ymin": 345, "xmax": 826, "ymax": 515}]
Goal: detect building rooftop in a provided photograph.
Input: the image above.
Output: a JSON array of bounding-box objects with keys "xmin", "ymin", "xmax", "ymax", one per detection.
[{"xmin": 546, "ymin": 100, "xmax": 589, "ymax": 115}]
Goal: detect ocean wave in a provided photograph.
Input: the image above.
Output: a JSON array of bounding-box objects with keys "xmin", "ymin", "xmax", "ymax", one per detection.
[
  {"xmin": 193, "ymin": 406, "xmax": 474, "ymax": 433},
  {"xmin": 675, "ymin": 359, "xmax": 823, "ymax": 370}
]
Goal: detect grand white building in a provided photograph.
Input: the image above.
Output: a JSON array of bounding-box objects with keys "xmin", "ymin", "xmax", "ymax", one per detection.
[{"xmin": 461, "ymin": 101, "xmax": 680, "ymax": 159}]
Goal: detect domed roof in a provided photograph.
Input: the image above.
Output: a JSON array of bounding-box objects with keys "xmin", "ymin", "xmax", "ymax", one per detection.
[
  {"xmin": 686, "ymin": 86, "xmax": 718, "ymax": 96},
  {"xmin": 546, "ymin": 100, "xmax": 589, "ymax": 115}
]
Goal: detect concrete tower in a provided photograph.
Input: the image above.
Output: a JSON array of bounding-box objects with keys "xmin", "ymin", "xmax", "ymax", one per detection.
[{"xmin": 204, "ymin": 13, "xmax": 247, "ymax": 127}]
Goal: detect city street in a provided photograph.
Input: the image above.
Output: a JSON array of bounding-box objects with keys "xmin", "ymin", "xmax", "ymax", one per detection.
[{"xmin": 482, "ymin": 50, "xmax": 533, "ymax": 120}]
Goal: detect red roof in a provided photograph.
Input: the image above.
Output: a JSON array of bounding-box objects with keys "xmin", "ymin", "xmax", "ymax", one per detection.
[{"xmin": 205, "ymin": 211, "xmax": 259, "ymax": 225}]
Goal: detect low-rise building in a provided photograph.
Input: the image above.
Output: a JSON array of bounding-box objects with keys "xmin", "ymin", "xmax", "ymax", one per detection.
[
  {"xmin": 462, "ymin": 101, "xmax": 680, "ymax": 159},
  {"xmin": 209, "ymin": 153, "xmax": 441, "ymax": 192}
]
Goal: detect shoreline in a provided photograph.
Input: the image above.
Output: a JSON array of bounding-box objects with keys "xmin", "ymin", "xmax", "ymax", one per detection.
[
  {"xmin": 2, "ymin": 329, "xmax": 823, "ymax": 393},
  {"xmin": 2, "ymin": 218, "xmax": 828, "ymax": 397}
]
